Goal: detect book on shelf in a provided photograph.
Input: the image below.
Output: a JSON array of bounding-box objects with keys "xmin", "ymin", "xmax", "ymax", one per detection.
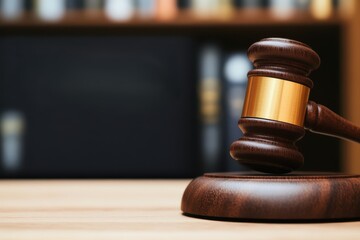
[
  {"xmin": 310, "ymin": 0, "xmax": 333, "ymax": 20},
  {"xmin": 66, "ymin": 0, "xmax": 84, "ymax": 10},
  {"xmin": 269, "ymin": 0, "xmax": 296, "ymax": 18},
  {"xmin": 0, "ymin": 0, "xmax": 349, "ymax": 22},
  {"xmin": 198, "ymin": 45, "xmax": 252, "ymax": 172},
  {"xmin": 155, "ymin": 0, "xmax": 177, "ymax": 20},
  {"xmin": 84, "ymin": 0, "xmax": 104, "ymax": 10},
  {"xmin": 83, "ymin": 0, "xmax": 103, "ymax": 16},
  {"xmin": 0, "ymin": 0, "xmax": 24, "ymax": 20},
  {"xmin": 235, "ymin": 0, "xmax": 268, "ymax": 8},
  {"xmin": 24, "ymin": 0, "xmax": 33, "ymax": 11},
  {"xmin": 136, "ymin": 0, "xmax": 156, "ymax": 19},
  {"xmin": 223, "ymin": 52, "xmax": 251, "ymax": 171},
  {"xmin": 104, "ymin": 0, "xmax": 135, "ymax": 21},
  {"xmin": 190, "ymin": 0, "xmax": 218, "ymax": 17},
  {"xmin": 177, "ymin": 0, "xmax": 190, "ymax": 10},
  {"xmin": 35, "ymin": 0, "xmax": 66, "ymax": 21},
  {"xmin": 198, "ymin": 44, "xmax": 222, "ymax": 172},
  {"xmin": 296, "ymin": 0, "xmax": 310, "ymax": 10},
  {"xmin": 1, "ymin": 110, "xmax": 25, "ymax": 172}
]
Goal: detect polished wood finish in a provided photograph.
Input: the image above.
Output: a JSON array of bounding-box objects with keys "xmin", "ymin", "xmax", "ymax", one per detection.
[
  {"xmin": 231, "ymin": 38, "xmax": 320, "ymax": 173},
  {"xmin": 247, "ymin": 38, "xmax": 320, "ymax": 88},
  {"xmin": 183, "ymin": 37, "xmax": 360, "ymax": 221},
  {"xmin": 181, "ymin": 172, "xmax": 360, "ymax": 221},
  {"xmin": 230, "ymin": 118, "xmax": 305, "ymax": 173},
  {"xmin": 305, "ymin": 101, "xmax": 360, "ymax": 143},
  {"xmin": 231, "ymin": 37, "xmax": 360, "ymax": 173}
]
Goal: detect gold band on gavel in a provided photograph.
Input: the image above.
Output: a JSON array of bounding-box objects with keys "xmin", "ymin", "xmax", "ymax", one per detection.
[{"xmin": 242, "ymin": 76, "xmax": 310, "ymax": 127}]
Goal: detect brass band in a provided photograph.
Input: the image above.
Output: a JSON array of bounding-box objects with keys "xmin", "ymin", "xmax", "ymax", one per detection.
[{"xmin": 242, "ymin": 76, "xmax": 310, "ymax": 126}]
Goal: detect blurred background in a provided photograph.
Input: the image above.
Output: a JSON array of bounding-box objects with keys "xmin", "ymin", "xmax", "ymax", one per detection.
[{"xmin": 0, "ymin": 0, "xmax": 359, "ymax": 178}]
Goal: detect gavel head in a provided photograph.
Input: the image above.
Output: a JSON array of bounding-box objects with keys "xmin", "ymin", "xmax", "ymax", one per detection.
[{"xmin": 230, "ymin": 38, "xmax": 321, "ymax": 174}]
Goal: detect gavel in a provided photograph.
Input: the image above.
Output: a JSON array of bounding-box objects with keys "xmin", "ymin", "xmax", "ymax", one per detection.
[{"xmin": 230, "ymin": 38, "xmax": 360, "ymax": 174}]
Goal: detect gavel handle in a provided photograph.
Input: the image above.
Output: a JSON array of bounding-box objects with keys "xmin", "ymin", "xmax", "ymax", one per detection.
[{"xmin": 305, "ymin": 101, "xmax": 360, "ymax": 143}]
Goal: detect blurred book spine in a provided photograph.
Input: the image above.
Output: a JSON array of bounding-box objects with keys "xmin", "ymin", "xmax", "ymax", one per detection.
[
  {"xmin": 0, "ymin": 0, "xmax": 24, "ymax": 20},
  {"xmin": 310, "ymin": 0, "xmax": 333, "ymax": 19},
  {"xmin": 235, "ymin": 0, "xmax": 268, "ymax": 8},
  {"xmin": 296, "ymin": 0, "xmax": 310, "ymax": 10},
  {"xmin": 104, "ymin": 0, "xmax": 135, "ymax": 21},
  {"xmin": 84, "ymin": 0, "xmax": 103, "ymax": 10},
  {"xmin": 223, "ymin": 52, "xmax": 251, "ymax": 171},
  {"xmin": 190, "ymin": 0, "xmax": 218, "ymax": 17},
  {"xmin": 199, "ymin": 45, "xmax": 222, "ymax": 172},
  {"xmin": 84, "ymin": 0, "xmax": 104, "ymax": 10},
  {"xmin": 217, "ymin": 0, "xmax": 234, "ymax": 19},
  {"xmin": 270, "ymin": 0, "xmax": 296, "ymax": 18},
  {"xmin": 66, "ymin": 0, "xmax": 84, "ymax": 10},
  {"xmin": 1, "ymin": 111, "xmax": 25, "ymax": 172},
  {"xmin": 84, "ymin": 0, "xmax": 103, "ymax": 16},
  {"xmin": 136, "ymin": 0, "xmax": 156, "ymax": 19},
  {"xmin": 35, "ymin": 0, "xmax": 66, "ymax": 21},
  {"xmin": 155, "ymin": 0, "xmax": 178, "ymax": 20},
  {"xmin": 24, "ymin": 0, "xmax": 33, "ymax": 11},
  {"xmin": 0, "ymin": 0, "xmax": 346, "ymax": 22},
  {"xmin": 177, "ymin": 0, "xmax": 190, "ymax": 10}
]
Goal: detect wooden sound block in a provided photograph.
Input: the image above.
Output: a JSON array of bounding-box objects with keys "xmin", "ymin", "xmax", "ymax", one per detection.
[{"xmin": 181, "ymin": 172, "xmax": 360, "ymax": 221}]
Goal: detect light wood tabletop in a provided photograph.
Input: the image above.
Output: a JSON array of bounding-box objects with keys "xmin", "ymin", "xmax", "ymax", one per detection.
[{"xmin": 0, "ymin": 180, "xmax": 359, "ymax": 240}]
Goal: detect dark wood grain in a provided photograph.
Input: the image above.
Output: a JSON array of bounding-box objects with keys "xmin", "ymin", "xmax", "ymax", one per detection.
[
  {"xmin": 230, "ymin": 118, "xmax": 305, "ymax": 173},
  {"xmin": 231, "ymin": 37, "xmax": 360, "ymax": 173},
  {"xmin": 182, "ymin": 38, "xmax": 360, "ymax": 222},
  {"xmin": 305, "ymin": 101, "xmax": 360, "ymax": 143},
  {"xmin": 247, "ymin": 38, "xmax": 320, "ymax": 88},
  {"xmin": 181, "ymin": 172, "xmax": 360, "ymax": 221},
  {"xmin": 231, "ymin": 38, "xmax": 321, "ymax": 173}
]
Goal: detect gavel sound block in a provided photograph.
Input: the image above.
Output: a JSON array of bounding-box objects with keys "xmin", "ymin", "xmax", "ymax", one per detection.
[{"xmin": 181, "ymin": 38, "xmax": 360, "ymax": 221}]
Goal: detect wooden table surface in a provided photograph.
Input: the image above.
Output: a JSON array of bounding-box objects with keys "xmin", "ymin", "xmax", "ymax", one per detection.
[{"xmin": 0, "ymin": 180, "xmax": 359, "ymax": 240}]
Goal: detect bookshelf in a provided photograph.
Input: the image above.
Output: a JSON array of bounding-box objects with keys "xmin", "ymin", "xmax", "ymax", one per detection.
[
  {"xmin": 0, "ymin": 10, "xmax": 346, "ymax": 28},
  {"xmin": 0, "ymin": 3, "xmax": 359, "ymax": 175}
]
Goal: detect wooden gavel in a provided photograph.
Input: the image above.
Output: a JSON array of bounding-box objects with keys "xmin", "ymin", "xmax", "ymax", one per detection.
[{"xmin": 230, "ymin": 38, "xmax": 360, "ymax": 174}]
